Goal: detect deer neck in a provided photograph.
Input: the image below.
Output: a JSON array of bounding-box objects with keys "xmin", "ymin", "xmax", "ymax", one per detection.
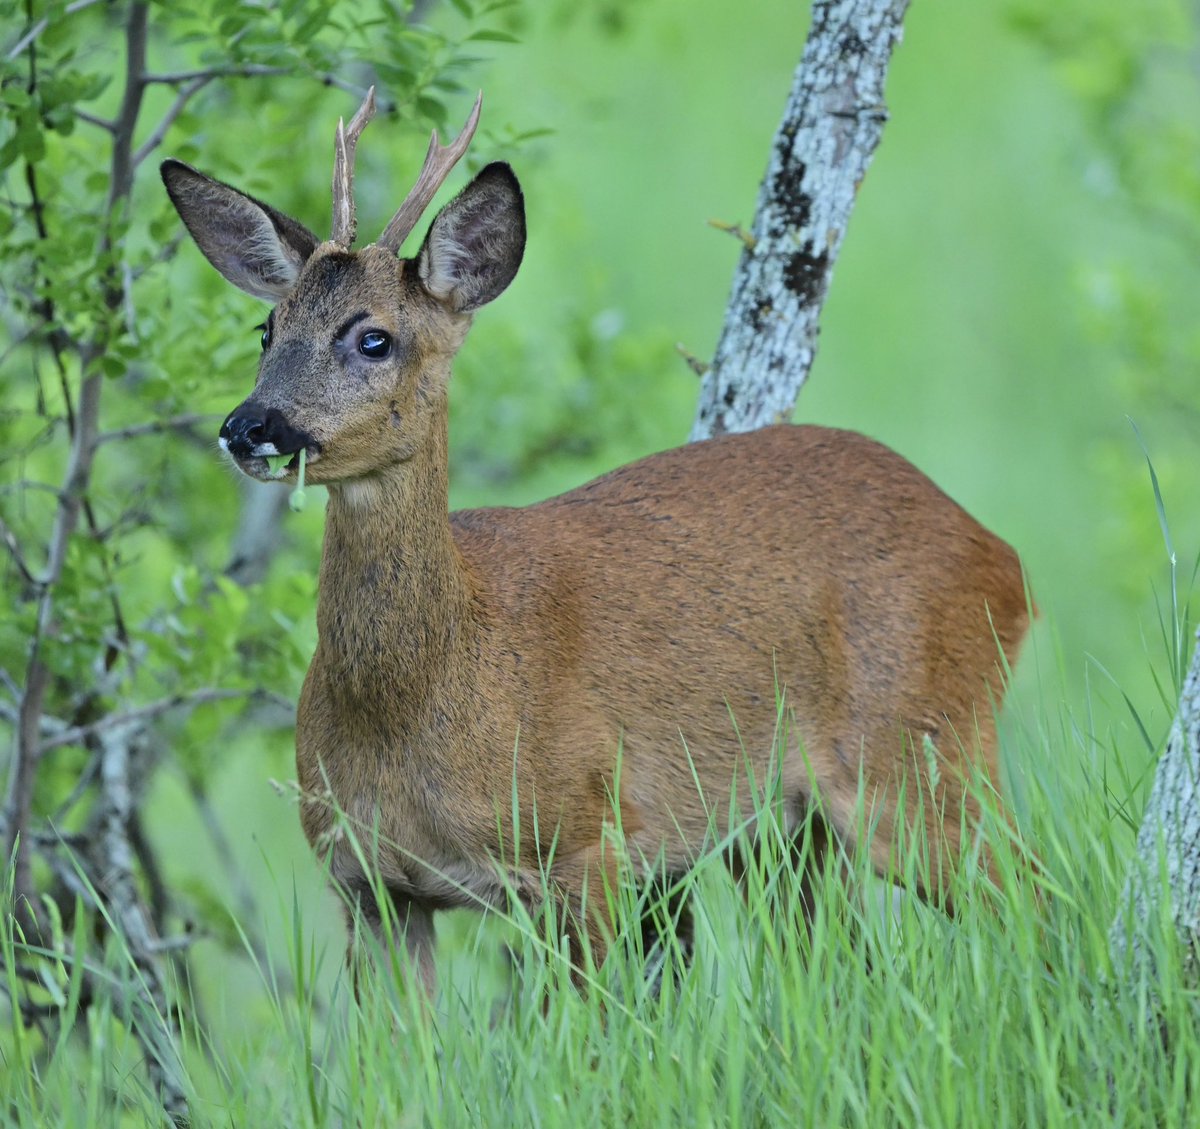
[{"xmin": 317, "ymin": 417, "xmax": 474, "ymax": 703}]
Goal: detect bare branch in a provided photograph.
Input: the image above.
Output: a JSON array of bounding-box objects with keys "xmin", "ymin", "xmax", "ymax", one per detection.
[
  {"xmin": 0, "ymin": 514, "xmax": 37, "ymax": 585},
  {"xmin": 144, "ymin": 65, "xmax": 372, "ymax": 102},
  {"xmin": 130, "ymin": 231, "xmax": 184, "ymax": 283},
  {"xmin": 37, "ymin": 688, "xmax": 287, "ymax": 755},
  {"xmin": 132, "ymin": 75, "xmax": 213, "ymax": 169},
  {"xmin": 76, "ymin": 110, "xmax": 115, "ymax": 133},
  {"xmin": 143, "ymin": 64, "xmax": 289, "ymax": 84},
  {"xmin": 95, "ymin": 413, "xmax": 216, "ymax": 446},
  {"xmin": 3, "ymin": 0, "xmax": 105, "ymax": 63},
  {"xmin": 94, "ymin": 723, "xmax": 189, "ymax": 1123}
]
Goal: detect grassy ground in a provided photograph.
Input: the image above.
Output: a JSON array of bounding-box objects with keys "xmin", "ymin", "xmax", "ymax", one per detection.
[{"xmin": 3, "ymin": 664, "xmax": 1198, "ymax": 1128}]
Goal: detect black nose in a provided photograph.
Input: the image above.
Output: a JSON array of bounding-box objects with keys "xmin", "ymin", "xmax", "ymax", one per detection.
[
  {"xmin": 220, "ymin": 406, "xmax": 266, "ymax": 457},
  {"xmin": 220, "ymin": 403, "xmax": 311, "ymax": 460}
]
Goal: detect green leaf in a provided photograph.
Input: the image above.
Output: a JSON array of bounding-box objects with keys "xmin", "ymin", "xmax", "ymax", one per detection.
[{"xmin": 466, "ymin": 28, "xmax": 520, "ymax": 43}]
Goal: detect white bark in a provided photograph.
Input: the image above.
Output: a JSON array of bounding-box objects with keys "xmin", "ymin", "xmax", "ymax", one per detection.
[
  {"xmin": 96, "ymin": 722, "xmax": 190, "ymax": 1124},
  {"xmin": 691, "ymin": 0, "xmax": 910, "ymax": 441},
  {"xmin": 1110, "ymin": 627, "xmax": 1200, "ymax": 984}
]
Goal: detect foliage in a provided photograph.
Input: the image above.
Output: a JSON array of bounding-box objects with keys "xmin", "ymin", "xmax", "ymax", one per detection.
[{"xmin": 0, "ymin": 0, "xmax": 524, "ymax": 1113}]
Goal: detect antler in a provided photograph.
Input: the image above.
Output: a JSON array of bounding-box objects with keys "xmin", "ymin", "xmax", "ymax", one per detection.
[
  {"xmin": 377, "ymin": 92, "xmax": 483, "ymax": 253},
  {"xmin": 330, "ymin": 87, "xmax": 378, "ymax": 247}
]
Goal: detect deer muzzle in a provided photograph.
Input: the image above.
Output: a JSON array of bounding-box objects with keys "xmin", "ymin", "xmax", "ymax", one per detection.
[{"xmin": 219, "ymin": 401, "xmax": 319, "ymax": 480}]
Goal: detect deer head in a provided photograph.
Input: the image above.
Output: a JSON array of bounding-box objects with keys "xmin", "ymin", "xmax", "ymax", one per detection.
[{"xmin": 160, "ymin": 91, "xmax": 525, "ymax": 486}]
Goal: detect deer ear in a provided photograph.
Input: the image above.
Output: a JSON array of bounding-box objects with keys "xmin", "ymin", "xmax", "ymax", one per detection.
[
  {"xmin": 160, "ymin": 159, "xmax": 318, "ymax": 301},
  {"xmin": 416, "ymin": 162, "xmax": 525, "ymax": 312}
]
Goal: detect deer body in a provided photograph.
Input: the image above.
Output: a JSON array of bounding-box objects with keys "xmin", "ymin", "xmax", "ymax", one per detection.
[{"xmin": 162, "ymin": 93, "xmax": 1029, "ymax": 991}]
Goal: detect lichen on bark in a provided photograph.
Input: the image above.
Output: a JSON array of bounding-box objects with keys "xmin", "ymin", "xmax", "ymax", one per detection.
[
  {"xmin": 691, "ymin": 0, "xmax": 911, "ymax": 441},
  {"xmin": 1110, "ymin": 627, "xmax": 1200, "ymax": 988}
]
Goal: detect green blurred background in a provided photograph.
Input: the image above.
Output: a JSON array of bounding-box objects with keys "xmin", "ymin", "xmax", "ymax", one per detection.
[{"xmin": 4, "ymin": 0, "xmax": 1198, "ymax": 1042}]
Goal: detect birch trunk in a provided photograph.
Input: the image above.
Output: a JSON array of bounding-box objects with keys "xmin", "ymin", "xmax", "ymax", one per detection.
[
  {"xmin": 1110, "ymin": 628, "xmax": 1200, "ymax": 985},
  {"xmin": 691, "ymin": 0, "xmax": 910, "ymax": 441}
]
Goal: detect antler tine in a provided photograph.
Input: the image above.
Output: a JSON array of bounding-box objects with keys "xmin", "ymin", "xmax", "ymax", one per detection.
[
  {"xmin": 330, "ymin": 86, "xmax": 378, "ymax": 247},
  {"xmin": 377, "ymin": 92, "xmax": 483, "ymax": 253}
]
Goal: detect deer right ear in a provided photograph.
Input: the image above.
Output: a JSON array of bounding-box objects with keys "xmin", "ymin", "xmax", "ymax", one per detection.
[
  {"xmin": 417, "ymin": 162, "xmax": 526, "ymax": 313},
  {"xmin": 160, "ymin": 160, "xmax": 318, "ymax": 301}
]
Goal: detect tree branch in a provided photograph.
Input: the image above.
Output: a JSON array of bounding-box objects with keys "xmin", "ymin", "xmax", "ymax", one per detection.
[
  {"xmin": 132, "ymin": 75, "xmax": 213, "ymax": 169},
  {"xmin": 75, "ymin": 110, "xmax": 115, "ymax": 133},
  {"xmin": 143, "ymin": 64, "xmax": 370, "ymax": 101},
  {"xmin": 37, "ymin": 688, "xmax": 289, "ymax": 755},
  {"xmin": 95, "ymin": 413, "xmax": 216, "ymax": 446},
  {"xmin": 0, "ymin": 514, "xmax": 37, "ymax": 586},
  {"xmin": 94, "ymin": 722, "xmax": 190, "ymax": 1124},
  {"xmin": 3, "ymin": 0, "xmax": 106, "ymax": 63},
  {"xmin": 691, "ymin": 0, "xmax": 910, "ymax": 440}
]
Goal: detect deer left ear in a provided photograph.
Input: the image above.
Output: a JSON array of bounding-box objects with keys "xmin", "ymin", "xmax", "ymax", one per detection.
[
  {"xmin": 161, "ymin": 159, "xmax": 318, "ymax": 301},
  {"xmin": 417, "ymin": 162, "xmax": 525, "ymax": 312}
]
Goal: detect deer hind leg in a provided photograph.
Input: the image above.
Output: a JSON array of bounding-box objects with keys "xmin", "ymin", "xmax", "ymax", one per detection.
[
  {"xmin": 630, "ymin": 863, "xmax": 696, "ymax": 996},
  {"xmin": 722, "ymin": 802, "xmax": 853, "ymax": 956},
  {"xmin": 812, "ymin": 714, "xmax": 1004, "ymax": 917},
  {"xmin": 544, "ymin": 841, "xmax": 626, "ymax": 989}
]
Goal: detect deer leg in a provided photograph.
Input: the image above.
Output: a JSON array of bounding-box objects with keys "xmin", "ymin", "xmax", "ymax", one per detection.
[
  {"xmin": 546, "ymin": 842, "xmax": 625, "ymax": 988},
  {"xmin": 632, "ymin": 865, "xmax": 695, "ymax": 996}
]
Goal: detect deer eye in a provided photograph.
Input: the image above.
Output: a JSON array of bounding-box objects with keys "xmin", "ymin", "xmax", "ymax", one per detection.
[
  {"xmin": 359, "ymin": 330, "xmax": 391, "ymax": 359},
  {"xmin": 257, "ymin": 322, "xmax": 271, "ymax": 351}
]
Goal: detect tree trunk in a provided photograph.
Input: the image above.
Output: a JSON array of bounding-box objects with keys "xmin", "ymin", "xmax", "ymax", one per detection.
[
  {"xmin": 1110, "ymin": 627, "xmax": 1200, "ymax": 985},
  {"xmin": 691, "ymin": 0, "xmax": 910, "ymax": 441}
]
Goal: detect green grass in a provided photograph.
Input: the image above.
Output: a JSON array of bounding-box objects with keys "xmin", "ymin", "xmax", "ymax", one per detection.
[{"xmin": 3, "ymin": 682, "xmax": 1199, "ymax": 1129}]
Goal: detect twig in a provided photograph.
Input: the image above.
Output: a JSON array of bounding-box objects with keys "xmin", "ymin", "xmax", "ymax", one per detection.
[
  {"xmin": 708, "ymin": 218, "xmax": 756, "ymax": 250},
  {"xmin": 37, "ymin": 688, "xmax": 279, "ymax": 755},
  {"xmin": 95, "ymin": 413, "xmax": 216, "ymax": 446},
  {"xmin": 130, "ymin": 232, "xmax": 184, "ymax": 282},
  {"xmin": 3, "ymin": 0, "xmax": 105, "ymax": 63},
  {"xmin": 0, "ymin": 700, "xmax": 66, "ymax": 737},
  {"xmin": 143, "ymin": 64, "xmax": 369, "ymax": 100},
  {"xmin": 143, "ymin": 64, "xmax": 290, "ymax": 84},
  {"xmin": 0, "ymin": 514, "xmax": 37, "ymax": 585},
  {"xmin": 675, "ymin": 344, "xmax": 711, "ymax": 377},
  {"xmin": 50, "ymin": 753, "xmax": 101, "ymax": 825},
  {"xmin": 132, "ymin": 75, "xmax": 213, "ymax": 169},
  {"xmin": 75, "ymin": 110, "xmax": 115, "ymax": 133}
]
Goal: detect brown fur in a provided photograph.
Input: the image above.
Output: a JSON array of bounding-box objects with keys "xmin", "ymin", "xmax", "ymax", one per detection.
[{"xmin": 161, "ymin": 153, "xmax": 1030, "ymax": 993}]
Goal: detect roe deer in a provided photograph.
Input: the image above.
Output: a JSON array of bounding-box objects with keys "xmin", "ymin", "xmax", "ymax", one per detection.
[{"xmin": 161, "ymin": 90, "xmax": 1030, "ymax": 993}]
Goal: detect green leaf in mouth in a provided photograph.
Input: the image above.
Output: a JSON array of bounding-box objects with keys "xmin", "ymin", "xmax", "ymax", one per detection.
[
  {"xmin": 264, "ymin": 453, "xmax": 291, "ymax": 476},
  {"xmin": 289, "ymin": 448, "xmax": 308, "ymax": 512}
]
